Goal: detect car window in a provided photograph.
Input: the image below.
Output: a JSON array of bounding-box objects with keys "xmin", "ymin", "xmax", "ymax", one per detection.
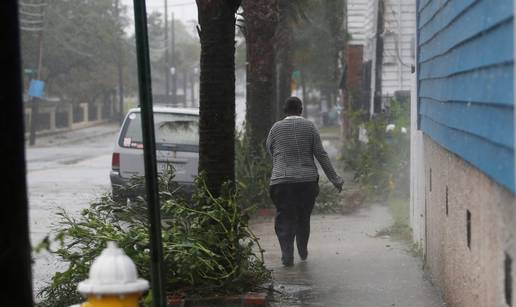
[{"xmin": 120, "ymin": 112, "xmax": 199, "ymax": 148}]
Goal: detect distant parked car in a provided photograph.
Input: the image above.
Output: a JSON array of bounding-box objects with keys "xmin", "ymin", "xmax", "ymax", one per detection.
[{"xmin": 110, "ymin": 106, "xmax": 199, "ymax": 200}]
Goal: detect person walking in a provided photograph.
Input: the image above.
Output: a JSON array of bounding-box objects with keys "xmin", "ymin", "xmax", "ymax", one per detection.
[{"xmin": 266, "ymin": 96, "xmax": 344, "ymax": 266}]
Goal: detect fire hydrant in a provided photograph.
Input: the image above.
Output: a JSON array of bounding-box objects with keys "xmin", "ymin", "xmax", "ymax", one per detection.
[{"xmin": 75, "ymin": 242, "xmax": 149, "ymax": 307}]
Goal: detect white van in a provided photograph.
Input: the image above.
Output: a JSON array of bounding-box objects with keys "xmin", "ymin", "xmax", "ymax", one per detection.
[{"xmin": 110, "ymin": 106, "xmax": 199, "ymax": 200}]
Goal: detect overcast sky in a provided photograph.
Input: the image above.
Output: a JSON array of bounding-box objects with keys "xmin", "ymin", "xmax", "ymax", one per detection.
[{"xmin": 121, "ymin": 0, "xmax": 198, "ymax": 24}]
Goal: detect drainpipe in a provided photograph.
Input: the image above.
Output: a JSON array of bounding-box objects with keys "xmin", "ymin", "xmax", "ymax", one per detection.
[
  {"xmin": 369, "ymin": 0, "xmax": 384, "ymax": 117},
  {"xmin": 369, "ymin": 1, "xmax": 378, "ymax": 118},
  {"xmin": 398, "ymin": 0, "xmax": 403, "ymax": 90}
]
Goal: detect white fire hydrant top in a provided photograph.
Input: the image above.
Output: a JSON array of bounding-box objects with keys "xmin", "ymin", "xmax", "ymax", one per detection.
[{"xmin": 77, "ymin": 242, "xmax": 149, "ymax": 295}]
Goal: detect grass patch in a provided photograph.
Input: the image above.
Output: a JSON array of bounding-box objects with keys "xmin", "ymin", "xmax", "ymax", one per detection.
[
  {"xmin": 375, "ymin": 197, "xmax": 425, "ymax": 258},
  {"xmin": 376, "ymin": 197, "xmax": 412, "ymax": 242}
]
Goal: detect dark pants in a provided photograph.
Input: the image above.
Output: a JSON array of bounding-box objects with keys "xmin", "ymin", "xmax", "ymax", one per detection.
[{"xmin": 269, "ymin": 181, "xmax": 319, "ymax": 261}]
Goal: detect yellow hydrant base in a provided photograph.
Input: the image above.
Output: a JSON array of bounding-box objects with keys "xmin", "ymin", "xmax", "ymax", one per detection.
[{"xmin": 81, "ymin": 293, "xmax": 141, "ymax": 307}]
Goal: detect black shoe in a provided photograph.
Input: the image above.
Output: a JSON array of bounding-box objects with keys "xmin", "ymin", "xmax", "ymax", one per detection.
[
  {"xmin": 299, "ymin": 250, "xmax": 308, "ymax": 261},
  {"xmin": 281, "ymin": 256, "xmax": 294, "ymax": 267}
]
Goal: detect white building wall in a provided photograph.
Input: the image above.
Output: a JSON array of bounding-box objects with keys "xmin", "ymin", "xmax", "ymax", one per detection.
[
  {"xmin": 347, "ymin": 0, "xmax": 369, "ymax": 45},
  {"xmin": 363, "ymin": 0, "xmax": 377, "ymax": 62},
  {"xmin": 382, "ymin": 0, "xmax": 416, "ymax": 96}
]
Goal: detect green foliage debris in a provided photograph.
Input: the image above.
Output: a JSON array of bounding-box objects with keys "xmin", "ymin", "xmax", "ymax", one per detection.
[{"xmin": 35, "ymin": 170, "xmax": 271, "ymax": 307}]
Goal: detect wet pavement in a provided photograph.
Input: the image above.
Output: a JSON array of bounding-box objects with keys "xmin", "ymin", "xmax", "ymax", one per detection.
[
  {"xmin": 26, "ymin": 123, "xmax": 119, "ymax": 296},
  {"xmin": 252, "ymin": 205, "xmax": 446, "ymax": 307}
]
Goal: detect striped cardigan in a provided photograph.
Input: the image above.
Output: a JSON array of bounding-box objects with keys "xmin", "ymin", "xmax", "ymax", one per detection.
[{"xmin": 266, "ymin": 116, "xmax": 343, "ymax": 186}]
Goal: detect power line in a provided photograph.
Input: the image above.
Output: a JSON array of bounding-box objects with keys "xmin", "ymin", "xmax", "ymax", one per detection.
[
  {"xmin": 19, "ymin": 18, "xmax": 44, "ymax": 24},
  {"xmin": 20, "ymin": 27, "xmax": 43, "ymax": 32},
  {"xmin": 19, "ymin": 9, "xmax": 45, "ymax": 17}
]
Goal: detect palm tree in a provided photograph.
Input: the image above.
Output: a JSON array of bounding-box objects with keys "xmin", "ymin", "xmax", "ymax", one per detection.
[
  {"xmin": 241, "ymin": 0, "xmax": 278, "ymax": 150},
  {"xmin": 196, "ymin": 0, "xmax": 241, "ymax": 196},
  {"xmin": 274, "ymin": 0, "xmax": 296, "ymax": 121}
]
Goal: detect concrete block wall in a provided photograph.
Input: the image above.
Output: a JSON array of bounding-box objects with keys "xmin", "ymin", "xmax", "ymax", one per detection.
[
  {"xmin": 423, "ymin": 135, "xmax": 516, "ymax": 307},
  {"xmin": 25, "ymin": 101, "xmax": 113, "ymax": 138}
]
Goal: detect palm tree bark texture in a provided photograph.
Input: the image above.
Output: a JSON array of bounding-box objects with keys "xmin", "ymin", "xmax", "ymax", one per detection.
[
  {"xmin": 196, "ymin": 0, "xmax": 241, "ymax": 196},
  {"xmin": 274, "ymin": 0, "xmax": 294, "ymax": 122},
  {"xmin": 242, "ymin": 0, "xmax": 278, "ymax": 151}
]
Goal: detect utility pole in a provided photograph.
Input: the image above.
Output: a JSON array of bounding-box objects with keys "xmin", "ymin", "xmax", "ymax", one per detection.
[
  {"xmin": 164, "ymin": 0, "xmax": 170, "ymax": 103},
  {"xmin": 115, "ymin": 0, "xmax": 125, "ymax": 122},
  {"xmin": 171, "ymin": 12, "xmax": 176, "ymax": 104},
  {"xmin": 183, "ymin": 69, "xmax": 187, "ymax": 106},
  {"xmin": 27, "ymin": 0, "xmax": 47, "ymax": 146},
  {"xmin": 373, "ymin": 0, "xmax": 384, "ymax": 114},
  {"xmin": 190, "ymin": 68, "xmax": 195, "ymax": 106}
]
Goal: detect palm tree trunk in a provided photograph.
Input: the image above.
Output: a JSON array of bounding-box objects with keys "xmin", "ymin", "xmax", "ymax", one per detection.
[
  {"xmin": 196, "ymin": 0, "xmax": 241, "ymax": 196},
  {"xmin": 274, "ymin": 0, "xmax": 293, "ymax": 120},
  {"xmin": 242, "ymin": 0, "xmax": 278, "ymax": 151}
]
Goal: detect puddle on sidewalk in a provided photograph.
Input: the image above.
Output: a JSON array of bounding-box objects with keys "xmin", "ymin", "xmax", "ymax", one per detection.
[{"xmin": 268, "ymin": 283, "xmax": 326, "ymax": 306}]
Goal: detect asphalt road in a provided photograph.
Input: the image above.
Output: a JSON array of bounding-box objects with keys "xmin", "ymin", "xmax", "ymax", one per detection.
[{"xmin": 26, "ymin": 128, "xmax": 118, "ymax": 297}]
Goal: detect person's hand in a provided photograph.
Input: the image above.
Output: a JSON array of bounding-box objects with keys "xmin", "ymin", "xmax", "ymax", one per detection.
[{"xmin": 334, "ymin": 180, "xmax": 344, "ymax": 193}]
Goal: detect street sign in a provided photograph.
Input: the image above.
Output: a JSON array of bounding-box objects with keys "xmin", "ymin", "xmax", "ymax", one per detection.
[
  {"xmin": 24, "ymin": 68, "xmax": 36, "ymax": 75},
  {"xmin": 28, "ymin": 79, "xmax": 45, "ymax": 98}
]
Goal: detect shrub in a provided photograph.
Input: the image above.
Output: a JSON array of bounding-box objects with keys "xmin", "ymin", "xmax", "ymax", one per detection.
[
  {"xmin": 343, "ymin": 99, "xmax": 410, "ymax": 197},
  {"xmin": 235, "ymin": 130, "xmax": 273, "ymax": 209},
  {"xmin": 35, "ymin": 170, "xmax": 271, "ymax": 307}
]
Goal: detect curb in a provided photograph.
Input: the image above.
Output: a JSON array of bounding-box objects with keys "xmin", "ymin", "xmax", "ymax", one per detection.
[{"xmin": 167, "ymin": 292, "xmax": 267, "ymax": 307}]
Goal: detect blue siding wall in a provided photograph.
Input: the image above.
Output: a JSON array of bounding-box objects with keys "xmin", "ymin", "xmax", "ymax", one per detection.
[{"xmin": 417, "ymin": 0, "xmax": 515, "ymax": 192}]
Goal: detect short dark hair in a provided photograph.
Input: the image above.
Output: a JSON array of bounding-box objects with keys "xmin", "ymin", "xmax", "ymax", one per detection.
[{"xmin": 283, "ymin": 96, "xmax": 303, "ymax": 115}]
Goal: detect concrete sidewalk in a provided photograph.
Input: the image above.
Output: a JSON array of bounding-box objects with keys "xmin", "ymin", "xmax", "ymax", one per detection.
[
  {"xmin": 27, "ymin": 122, "xmax": 120, "ymax": 148},
  {"xmin": 251, "ymin": 205, "xmax": 445, "ymax": 307}
]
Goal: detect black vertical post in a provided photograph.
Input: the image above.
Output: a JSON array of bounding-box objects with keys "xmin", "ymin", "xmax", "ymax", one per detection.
[
  {"xmin": 0, "ymin": 1, "xmax": 34, "ymax": 306},
  {"xmin": 132, "ymin": 1, "xmax": 166, "ymax": 306}
]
